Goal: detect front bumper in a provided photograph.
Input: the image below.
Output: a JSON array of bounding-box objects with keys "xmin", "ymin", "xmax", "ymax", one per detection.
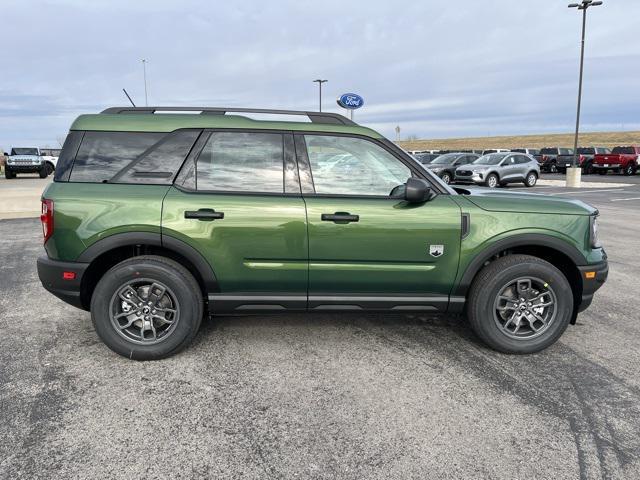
[
  {"xmin": 37, "ymin": 255, "xmax": 89, "ymax": 310},
  {"xmin": 7, "ymin": 164, "xmax": 45, "ymax": 173},
  {"xmin": 577, "ymin": 258, "xmax": 609, "ymax": 313},
  {"xmin": 455, "ymin": 173, "xmax": 484, "ymax": 185}
]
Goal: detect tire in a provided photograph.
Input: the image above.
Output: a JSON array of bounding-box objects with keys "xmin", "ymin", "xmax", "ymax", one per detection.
[
  {"xmin": 45, "ymin": 162, "xmax": 54, "ymax": 175},
  {"xmin": 623, "ymin": 164, "xmax": 635, "ymax": 176},
  {"xmin": 597, "ymin": 169, "xmax": 607, "ymax": 175},
  {"xmin": 90, "ymin": 255, "xmax": 204, "ymax": 360},
  {"xmin": 440, "ymin": 172, "xmax": 451, "ymax": 185},
  {"xmin": 4, "ymin": 169, "xmax": 15, "ymax": 179},
  {"xmin": 485, "ymin": 173, "xmax": 499, "ymax": 188},
  {"xmin": 549, "ymin": 163, "xmax": 557, "ymax": 174},
  {"xmin": 524, "ymin": 171, "xmax": 538, "ymax": 187},
  {"xmin": 39, "ymin": 168, "xmax": 48, "ymax": 178},
  {"xmin": 582, "ymin": 162, "xmax": 593, "ymax": 175},
  {"xmin": 467, "ymin": 254, "xmax": 573, "ymax": 354}
]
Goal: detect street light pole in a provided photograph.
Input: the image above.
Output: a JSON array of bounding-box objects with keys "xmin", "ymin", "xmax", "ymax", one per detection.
[
  {"xmin": 567, "ymin": 0, "xmax": 602, "ymax": 187},
  {"xmin": 313, "ymin": 79, "xmax": 327, "ymax": 112},
  {"xmin": 142, "ymin": 59, "xmax": 149, "ymax": 107}
]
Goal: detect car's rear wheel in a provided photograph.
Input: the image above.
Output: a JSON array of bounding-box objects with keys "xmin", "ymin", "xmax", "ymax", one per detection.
[
  {"xmin": 623, "ymin": 164, "xmax": 635, "ymax": 176},
  {"xmin": 90, "ymin": 255, "xmax": 204, "ymax": 360},
  {"xmin": 524, "ymin": 171, "xmax": 538, "ymax": 187},
  {"xmin": 440, "ymin": 172, "xmax": 451, "ymax": 184},
  {"xmin": 549, "ymin": 163, "xmax": 557, "ymax": 173},
  {"xmin": 467, "ymin": 254, "xmax": 573, "ymax": 354},
  {"xmin": 485, "ymin": 173, "xmax": 499, "ymax": 188}
]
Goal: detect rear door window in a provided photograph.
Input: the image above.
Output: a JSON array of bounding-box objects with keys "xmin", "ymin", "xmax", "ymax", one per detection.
[{"xmin": 195, "ymin": 132, "xmax": 284, "ymax": 193}]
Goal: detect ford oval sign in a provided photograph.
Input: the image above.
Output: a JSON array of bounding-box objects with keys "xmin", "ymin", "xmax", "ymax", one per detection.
[{"xmin": 337, "ymin": 93, "xmax": 364, "ymax": 110}]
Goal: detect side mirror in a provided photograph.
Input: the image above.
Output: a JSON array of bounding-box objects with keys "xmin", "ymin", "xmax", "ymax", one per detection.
[{"xmin": 404, "ymin": 177, "xmax": 433, "ymax": 203}]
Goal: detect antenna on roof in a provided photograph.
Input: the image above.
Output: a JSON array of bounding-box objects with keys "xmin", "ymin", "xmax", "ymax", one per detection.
[{"xmin": 122, "ymin": 88, "xmax": 136, "ymax": 107}]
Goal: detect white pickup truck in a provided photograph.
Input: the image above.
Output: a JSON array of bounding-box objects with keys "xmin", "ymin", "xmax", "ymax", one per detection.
[{"xmin": 4, "ymin": 147, "xmax": 58, "ymax": 179}]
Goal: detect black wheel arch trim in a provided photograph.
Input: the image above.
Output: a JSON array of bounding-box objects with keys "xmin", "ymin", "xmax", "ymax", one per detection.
[
  {"xmin": 76, "ymin": 231, "xmax": 219, "ymax": 293},
  {"xmin": 453, "ymin": 233, "xmax": 587, "ymax": 297}
]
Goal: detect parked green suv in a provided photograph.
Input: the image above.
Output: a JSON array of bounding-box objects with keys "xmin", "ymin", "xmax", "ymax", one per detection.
[{"xmin": 37, "ymin": 107, "xmax": 608, "ymax": 360}]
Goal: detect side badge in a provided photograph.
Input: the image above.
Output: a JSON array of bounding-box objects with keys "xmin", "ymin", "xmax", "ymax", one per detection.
[{"xmin": 429, "ymin": 245, "xmax": 444, "ymax": 258}]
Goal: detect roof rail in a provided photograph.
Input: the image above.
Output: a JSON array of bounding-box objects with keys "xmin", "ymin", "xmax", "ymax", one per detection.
[{"xmin": 100, "ymin": 106, "xmax": 357, "ymax": 126}]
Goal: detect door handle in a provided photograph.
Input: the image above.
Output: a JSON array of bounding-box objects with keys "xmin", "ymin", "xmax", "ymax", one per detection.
[
  {"xmin": 184, "ymin": 209, "xmax": 224, "ymax": 221},
  {"xmin": 321, "ymin": 212, "xmax": 359, "ymax": 223}
]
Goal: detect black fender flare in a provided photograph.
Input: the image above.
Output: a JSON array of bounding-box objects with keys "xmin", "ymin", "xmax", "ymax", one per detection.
[
  {"xmin": 453, "ymin": 233, "xmax": 587, "ymax": 297},
  {"xmin": 76, "ymin": 232, "xmax": 219, "ymax": 292}
]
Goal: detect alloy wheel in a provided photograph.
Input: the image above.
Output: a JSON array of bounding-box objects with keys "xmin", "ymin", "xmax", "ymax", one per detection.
[
  {"xmin": 493, "ymin": 277, "xmax": 557, "ymax": 340},
  {"xmin": 109, "ymin": 278, "xmax": 180, "ymax": 345},
  {"xmin": 441, "ymin": 173, "xmax": 451, "ymax": 184}
]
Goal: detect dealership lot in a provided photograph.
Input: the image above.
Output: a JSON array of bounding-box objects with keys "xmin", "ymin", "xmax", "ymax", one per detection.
[{"xmin": 1, "ymin": 174, "xmax": 640, "ymax": 478}]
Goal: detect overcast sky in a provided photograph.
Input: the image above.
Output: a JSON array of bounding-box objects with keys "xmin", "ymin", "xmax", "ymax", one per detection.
[{"xmin": 1, "ymin": 0, "xmax": 639, "ymax": 149}]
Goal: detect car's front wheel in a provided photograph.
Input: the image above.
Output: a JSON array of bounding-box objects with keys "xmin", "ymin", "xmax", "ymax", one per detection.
[
  {"xmin": 485, "ymin": 173, "xmax": 499, "ymax": 188},
  {"xmin": 39, "ymin": 168, "xmax": 48, "ymax": 178},
  {"xmin": 90, "ymin": 255, "xmax": 204, "ymax": 360},
  {"xmin": 467, "ymin": 254, "xmax": 573, "ymax": 354},
  {"xmin": 4, "ymin": 169, "xmax": 15, "ymax": 179},
  {"xmin": 524, "ymin": 171, "xmax": 538, "ymax": 187},
  {"xmin": 440, "ymin": 172, "xmax": 451, "ymax": 185}
]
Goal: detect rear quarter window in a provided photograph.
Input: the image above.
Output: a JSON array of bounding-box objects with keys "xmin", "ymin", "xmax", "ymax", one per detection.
[{"xmin": 68, "ymin": 131, "xmax": 199, "ymax": 184}]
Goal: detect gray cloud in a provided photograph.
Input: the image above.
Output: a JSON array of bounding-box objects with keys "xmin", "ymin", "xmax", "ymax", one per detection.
[{"xmin": 1, "ymin": 0, "xmax": 638, "ymax": 149}]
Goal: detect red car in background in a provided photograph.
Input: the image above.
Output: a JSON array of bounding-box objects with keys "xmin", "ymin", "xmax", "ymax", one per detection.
[{"xmin": 593, "ymin": 146, "xmax": 640, "ymax": 176}]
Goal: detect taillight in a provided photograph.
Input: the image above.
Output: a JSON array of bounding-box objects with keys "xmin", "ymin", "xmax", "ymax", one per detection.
[
  {"xmin": 40, "ymin": 199, "xmax": 54, "ymax": 243},
  {"xmin": 579, "ymin": 154, "xmax": 585, "ymax": 164}
]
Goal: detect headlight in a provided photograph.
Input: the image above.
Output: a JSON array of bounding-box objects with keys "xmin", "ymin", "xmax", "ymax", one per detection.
[{"xmin": 590, "ymin": 215, "xmax": 600, "ymax": 248}]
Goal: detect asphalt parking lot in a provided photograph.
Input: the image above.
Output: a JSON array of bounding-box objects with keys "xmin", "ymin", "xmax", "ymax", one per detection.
[{"xmin": 1, "ymin": 174, "xmax": 640, "ymax": 479}]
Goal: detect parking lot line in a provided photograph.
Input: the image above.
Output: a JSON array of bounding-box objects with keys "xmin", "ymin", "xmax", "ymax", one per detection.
[
  {"xmin": 610, "ymin": 197, "xmax": 640, "ymax": 202},
  {"xmin": 550, "ymin": 189, "xmax": 624, "ymax": 195}
]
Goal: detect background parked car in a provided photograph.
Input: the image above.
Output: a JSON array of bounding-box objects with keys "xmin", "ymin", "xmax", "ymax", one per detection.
[
  {"xmin": 512, "ymin": 148, "xmax": 541, "ymax": 164},
  {"xmin": 4, "ymin": 147, "xmax": 51, "ymax": 179},
  {"xmin": 413, "ymin": 152, "xmax": 441, "ymax": 164},
  {"xmin": 593, "ymin": 146, "xmax": 640, "ymax": 176},
  {"xmin": 560, "ymin": 147, "xmax": 612, "ymax": 174},
  {"xmin": 539, "ymin": 147, "xmax": 574, "ymax": 173},
  {"xmin": 424, "ymin": 152, "xmax": 479, "ymax": 184},
  {"xmin": 455, "ymin": 152, "xmax": 540, "ymax": 188}
]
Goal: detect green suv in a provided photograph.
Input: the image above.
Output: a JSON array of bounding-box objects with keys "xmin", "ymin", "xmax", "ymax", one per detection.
[{"xmin": 37, "ymin": 107, "xmax": 608, "ymax": 360}]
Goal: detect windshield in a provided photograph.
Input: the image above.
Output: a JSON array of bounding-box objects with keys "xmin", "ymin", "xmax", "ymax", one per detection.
[
  {"xmin": 431, "ymin": 153, "xmax": 460, "ymax": 164},
  {"xmin": 612, "ymin": 147, "xmax": 635, "ymax": 154},
  {"xmin": 10, "ymin": 148, "xmax": 38, "ymax": 156},
  {"xmin": 473, "ymin": 153, "xmax": 508, "ymax": 165}
]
